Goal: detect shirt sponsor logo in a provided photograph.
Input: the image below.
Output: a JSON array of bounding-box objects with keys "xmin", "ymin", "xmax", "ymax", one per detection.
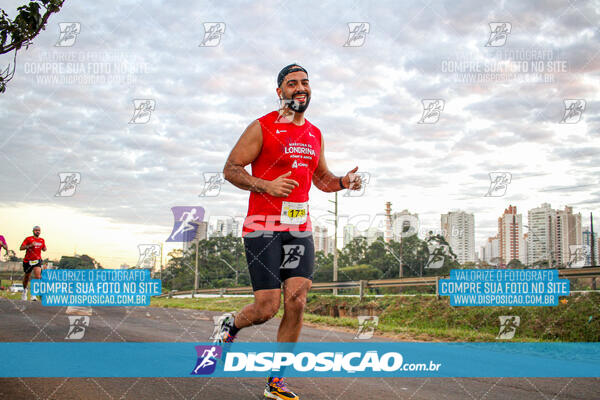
[{"xmin": 284, "ymin": 146, "xmax": 316, "ymax": 156}]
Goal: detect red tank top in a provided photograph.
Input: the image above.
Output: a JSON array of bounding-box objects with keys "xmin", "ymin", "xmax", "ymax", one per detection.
[{"xmin": 243, "ymin": 111, "xmax": 322, "ymax": 236}]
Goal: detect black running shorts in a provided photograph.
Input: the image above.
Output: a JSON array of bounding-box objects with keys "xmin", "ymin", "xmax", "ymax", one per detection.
[
  {"xmin": 243, "ymin": 230, "xmax": 314, "ymax": 291},
  {"xmin": 23, "ymin": 260, "xmax": 42, "ymax": 274}
]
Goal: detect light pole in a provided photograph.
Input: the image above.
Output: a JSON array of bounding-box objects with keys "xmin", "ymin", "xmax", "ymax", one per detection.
[
  {"xmin": 220, "ymin": 258, "xmax": 239, "ymax": 286},
  {"xmin": 193, "ymin": 240, "xmax": 199, "ymax": 297},
  {"xmin": 328, "ymin": 192, "xmax": 338, "ymax": 295}
]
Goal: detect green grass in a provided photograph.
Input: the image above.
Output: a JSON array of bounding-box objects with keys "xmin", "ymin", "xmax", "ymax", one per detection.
[
  {"xmin": 150, "ymin": 296, "xmax": 254, "ymax": 312},
  {"xmin": 1, "ymin": 279, "xmax": 18, "ymax": 287},
  {"xmin": 0, "ymin": 290, "xmax": 22, "ymax": 300},
  {"xmin": 0, "ymin": 279, "xmax": 23, "ymax": 299},
  {"xmin": 150, "ymin": 292, "xmax": 600, "ymax": 342}
]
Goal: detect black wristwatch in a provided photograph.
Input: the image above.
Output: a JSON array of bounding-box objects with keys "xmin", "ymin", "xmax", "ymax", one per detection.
[{"xmin": 339, "ymin": 177, "xmax": 345, "ymax": 190}]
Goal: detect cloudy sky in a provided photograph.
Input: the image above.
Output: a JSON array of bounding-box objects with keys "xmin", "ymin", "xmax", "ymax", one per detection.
[{"xmin": 0, "ymin": 0, "xmax": 598, "ymax": 267}]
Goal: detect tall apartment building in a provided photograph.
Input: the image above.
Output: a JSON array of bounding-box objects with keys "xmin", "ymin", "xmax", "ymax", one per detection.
[
  {"xmin": 343, "ymin": 224, "xmax": 358, "ymax": 248},
  {"xmin": 484, "ymin": 236, "xmax": 500, "ymax": 264},
  {"xmin": 527, "ymin": 203, "xmax": 555, "ymax": 266},
  {"xmin": 555, "ymin": 206, "xmax": 582, "ymax": 266},
  {"xmin": 527, "ymin": 204, "xmax": 582, "ymax": 267},
  {"xmin": 498, "ymin": 205, "xmax": 526, "ymax": 266},
  {"xmin": 440, "ymin": 211, "xmax": 475, "ymax": 264},
  {"xmin": 314, "ymin": 226, "xmax": 333, "ymax": 255},
  {"xmin": 213, "ymin": 218, "xmax": 240, "ymax": 237}
]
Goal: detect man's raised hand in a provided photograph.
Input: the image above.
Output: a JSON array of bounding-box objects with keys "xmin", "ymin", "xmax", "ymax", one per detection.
[{"xmin": 266, "ymin": 171, "xmax": 299, "ymax": 197}]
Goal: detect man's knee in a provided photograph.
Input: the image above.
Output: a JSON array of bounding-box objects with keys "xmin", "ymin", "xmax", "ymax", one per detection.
[
  {"xmin": 284, "ymin": 293, "xmax": 307, "ymax": 315},
  {"xmin": 255, "ymin": 299, "xmax": 280, "ymax": 322}
]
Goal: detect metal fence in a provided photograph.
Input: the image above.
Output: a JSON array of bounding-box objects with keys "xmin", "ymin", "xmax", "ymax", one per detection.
[{"xmin": 160, "ymin": 266, "xmax": 600, "ymax": 299}]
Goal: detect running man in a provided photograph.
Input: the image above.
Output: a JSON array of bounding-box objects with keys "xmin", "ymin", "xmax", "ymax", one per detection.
[
  {"xmin": 20, "ymin": 226, "xmax": 46, "ymax": 301},
  {"xmin": 218, "ymin": 64, "xmax": 362, "ymax": 400}
]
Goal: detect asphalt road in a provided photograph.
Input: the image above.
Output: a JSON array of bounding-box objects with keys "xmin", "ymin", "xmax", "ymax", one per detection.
[{"xmin": 0, "ymin": 298, "xmax": 598, "ymax": 400}]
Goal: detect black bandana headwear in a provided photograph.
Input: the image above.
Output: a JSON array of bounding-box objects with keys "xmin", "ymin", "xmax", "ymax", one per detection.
[{"xmin": 277, "ymin": 64, "xmax": 308, "ymax": 87}]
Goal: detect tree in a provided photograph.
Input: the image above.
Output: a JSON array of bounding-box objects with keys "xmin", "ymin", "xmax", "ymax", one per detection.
[
  {"xmin": 313, "ymin": 251, "xmax": 333, "ymax": 282},
  {"xmin": 57, "ymin": 254, "xmax": 101, "ymax": 269},
  {"xmin": 507, "ymin": 259, "xmax": 524, "ymax": 269},
  {"xmin": 161, "ymin": 235, "xmax": 248, "ymax": 291},
  {"xmin": 0, "ymin": 0, "xmax": 65, "ymax": 93},
  {"xmin": 421, "ymin": 233, "xmax": 459, "ymax": 276},
  {"xmin": 339, "ymin": 237, "xmax": 369, "ymax": 267}
]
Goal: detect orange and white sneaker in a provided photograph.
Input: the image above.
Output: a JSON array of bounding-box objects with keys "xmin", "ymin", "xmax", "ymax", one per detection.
[{"xmin": 264, "ymin": 377, "xmax": 299, "ymax": 400}]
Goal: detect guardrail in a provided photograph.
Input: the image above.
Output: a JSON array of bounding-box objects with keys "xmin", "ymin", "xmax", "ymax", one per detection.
[{"xmin": 159, "ymin": 266, "xmax": 600, "ymax": 300}]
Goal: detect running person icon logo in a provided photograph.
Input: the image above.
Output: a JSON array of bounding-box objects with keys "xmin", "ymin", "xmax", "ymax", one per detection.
[
  {"xmin": 496, "ymin": 316, "xmax": 520, "ymax": 339},
  {"xmin": 281, "ymin": 244, "xmax": 305, "ymax": 269},
  {"xmin": 65, "ymin": 316, "xmax": 90, "ymax": 340},
  {"xmin": 136, "ymin": 244, "xmax": 161, "ymax": 268},
  {"xmin": 567, "ymin": 245, "xmax": 590, "ymax": 268},
  {"xmin": 344, "ymin": 22, "xmax": 370, "ymax": 47},
  {"xmin": 191, "ymin": 345, "xmax": 222, "ymax": 375},
  {"xmin": 199, "ymin": 172, "xmax": 225, "ymax": 197},
  {"xmin": 55, "ymin": 22, "xmax": 81, "ymax": 47},
  {"xmin": 418, "ymin": 99, "xmax": 444, "ymax": 124},
  {"xmin": 167, "ymin": 206, "xmax": 205, "ymax": 242},
  {"xmin": 55, "ymin": 172, "xmax": 81, "ymax": 197},
  {"xmin": 485, "ymin": 172, "xmax": 512, "ymax": 197},
  {"xmin": 354, "ymin": 316, "xmax": 379, "ymax": 339},
  {"xmin": 129, "ymin": 99, "xmax": 156, "ymax": 124},
  {"xmin": 199, "ymin": 23, "xmax": 226, "ymax": 47},
  {"xmin": 560, "ymin": 99, "xmax": 586, "ymax": 124},
  {"xmin": 485, "ymin": 22, "xmax": 511, "ymax": 47}
]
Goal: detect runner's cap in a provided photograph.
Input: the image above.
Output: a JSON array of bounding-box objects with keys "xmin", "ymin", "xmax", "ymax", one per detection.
[{"xmin": 277, "ymin": 64, "xmax": 308, "ymax": 87}]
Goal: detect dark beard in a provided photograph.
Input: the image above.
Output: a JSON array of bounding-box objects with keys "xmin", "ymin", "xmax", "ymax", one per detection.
[{"xmin": 282, "ymin": 94, "xmax": 310, "ymax": 113}]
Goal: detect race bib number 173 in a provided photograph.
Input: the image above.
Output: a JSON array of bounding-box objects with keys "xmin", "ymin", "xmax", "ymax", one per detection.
[{"xmin": 281, "ymin": 201, "xmax": 308, "ymax": 225}]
